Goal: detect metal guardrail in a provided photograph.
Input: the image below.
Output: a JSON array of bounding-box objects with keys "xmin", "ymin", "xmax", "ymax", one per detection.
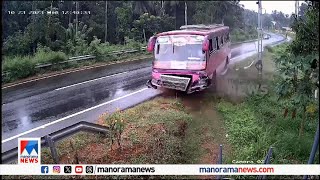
[
  {"xmin": 2, "ymin": 47, "xmax": 147, "ymax": 79},
  {"xmin": 35, "ymin": 55, "xmax": 96, "ymax": 69},
  {"xmin": 1, "ymin": 121, "xmax": 109, "ymax": 164},
  {"xmin": 215, "ymin": 144, "xmax": 273, "ymax": 180},
  {"xmin": 217, "ymin": 144, "xmax": 224, "ymax": 180}
]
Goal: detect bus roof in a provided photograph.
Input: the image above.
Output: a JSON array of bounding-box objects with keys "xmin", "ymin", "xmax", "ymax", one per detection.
[{"xmin": 156, "ymin": 24, "xmax": 229, "ymax": 37}]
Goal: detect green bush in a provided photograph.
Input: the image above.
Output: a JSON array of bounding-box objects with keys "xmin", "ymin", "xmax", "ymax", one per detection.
[
  {"xmin": 2, "ymin": 36, "xmax": 146, "ymax": 83},
  {"xmin": 34, "ymin": 47, "xmax": 67, "ymax": 65},
  {"xmin": 88, "ymin": 36, "xmax": 102, "ymax": 56},
  {"xmin": 2, "ymin": 56, "xmax": 37, "ymax": 82},
  {"xmin": 230, "ymin": 28, "xmax": 258, "ymax": 43},
  {"xmin": 2, "ymin": 46, "xmax": 68, "ymax": 83},
  {"xmin": 125, "ymin": 37, "xmax": 142, "ymax": 51},
  {"xmin": 3, "ymin": 31, "xmax": 32, "ymax": 56},
  {"xmin": 217, "ymin": 92, "xmax": 319, "ymax": 164}
]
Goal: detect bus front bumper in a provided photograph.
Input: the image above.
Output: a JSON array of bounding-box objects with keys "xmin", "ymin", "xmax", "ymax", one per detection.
[{"xmin": 146, "ymin": 73, "xmax": 210, "ymax": 93}]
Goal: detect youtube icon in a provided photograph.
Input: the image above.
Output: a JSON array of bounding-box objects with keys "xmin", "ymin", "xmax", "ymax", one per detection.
[{"xmin": 75, "ymin": 166, "xmax": 83, "ymax": 173}]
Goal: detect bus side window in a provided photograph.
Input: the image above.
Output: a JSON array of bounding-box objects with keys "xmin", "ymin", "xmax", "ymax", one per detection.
[
  {"xmin": 156, "ymin": 44, "xmax": 160, "ymax": 54},
  {"xmin": 209, "ymin": 39, "xmax": 213, "ymax": 54},
  {"xmin": 216, "ymin": 37, "xmax": 219, "ymax": 50},
  {"xmin": 221, "ymin": 36, "xmax": 224, "ymax": 46},
  {"xmin": 223, "ymin": 34, "xmax": 227, "ymax": 43}
]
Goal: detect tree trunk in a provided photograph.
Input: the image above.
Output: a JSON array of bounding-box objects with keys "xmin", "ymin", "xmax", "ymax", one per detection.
[
  {"xmin": 143, "ymin": 28, "xmax": 146, "ymax": 44},
  {"xmin": 299, "ymin": 106, "xmax": 306, "ymax": 138},
  {"xmin": 75, "ymin": 1, "xmax": 78, "ymax": 37},
  {"xmin": 175, "ymin": 4, "xmax": 177, "ymax": 29},
  {"xmin": 48, "ymin": 1, "xmax": 53, "ymax": 27},
  {"xmin": 184, "ymin": 1, "xmax": 187, "ymax": 25},
  {"xmin": 161, "ymin": 1, "xmax": 164, "ymax": 16},
  {"xmin": 105, "ymin": 1, "xmax": 108, "ymax": 43},
  {"xmin": 32, "ymin": 1, "xmax": 36, "ymax": 23},
  {"xmin": 292, "ymin": 108, "xmax": 296, "ymax": 119},
  {"xmin": 69, "ymin": 1, "xmax": 72, "ymax": 25},
  {"xmin": 283, "ymin": 108, "xmax": 288, "ymax": 118}
]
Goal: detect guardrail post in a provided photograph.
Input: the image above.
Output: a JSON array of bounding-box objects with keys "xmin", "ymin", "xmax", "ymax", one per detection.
[
  {"xmin": 257, "ymin": 147, "xmax": 273, "ymax": 180},
  {"xmin": 303, "ymin": 123, "xmax": 319, "ymax": 180},
  {"xmin": 217, "ymin": 144, "xmax": 223, "ymax": 180},
  {"xmin": 45, "ymin": 135, "xmax": 59, "ymax": 164}
]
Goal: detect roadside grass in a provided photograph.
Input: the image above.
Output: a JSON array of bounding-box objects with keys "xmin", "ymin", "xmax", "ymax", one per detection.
[
  {"xmin": 232, "ymin": 45, "xmax": 277, "ymax": 73},
  {"xmin": 215, "ymin": 43, "xmax": 319, "ymax": 179},
  {"xmin": 3, "ymin": 95, "xmax": 233, "ymax": 179},
  {"xmin": 177, "ymin": 92, "xmax": 231, "ymax": 166},
  {"xmin": 2, "ymin": 52, "xmax": 151, "ymax": 86},
  {"xmin": 3, "ymin": 97, "xmax": 195, "ymax": 179},
  {"xmin": 2, "ymin": 43, "xmax": 149, "ymax": 85},
  {"xmin": 271, "ymin": 29, "xmax": 296, "ymax": 40}
]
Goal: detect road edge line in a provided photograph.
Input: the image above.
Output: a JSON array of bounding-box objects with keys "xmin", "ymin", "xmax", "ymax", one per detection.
[
  {"xmin": 1, "ymin": 87, "xmax": 149, "ymax": 143},
  {"xmin": 2, "ymin": 56, "xmax": 152, "ymax": 90}
]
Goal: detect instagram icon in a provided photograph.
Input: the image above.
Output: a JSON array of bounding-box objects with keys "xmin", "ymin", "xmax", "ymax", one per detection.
[{"xmin": 53, "ymin": 166, "xmax": 61, "ymax": 174}]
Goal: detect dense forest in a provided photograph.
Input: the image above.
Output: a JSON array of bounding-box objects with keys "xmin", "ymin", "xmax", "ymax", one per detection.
[{"xmin": 2, "ymin": 1, "xmax": 293, "ymax": 57}]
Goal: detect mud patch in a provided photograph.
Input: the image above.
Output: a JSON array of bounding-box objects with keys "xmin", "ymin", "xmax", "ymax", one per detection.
[
  {"xmin": 174, "ymin": 120, "xmax": 188, "ymax": 138},
  {"xmin": 179, "ymin": 93, "xmax": 232, "ymax": 179},
  {"xmin": 105, "ymin": 144, "xmax": 147, "ymax": 163}
]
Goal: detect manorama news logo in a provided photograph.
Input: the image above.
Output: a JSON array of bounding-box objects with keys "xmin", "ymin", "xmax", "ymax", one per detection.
[{"xmin": 18, "ymin": 138, "xmax": 41, "ymax": 164}]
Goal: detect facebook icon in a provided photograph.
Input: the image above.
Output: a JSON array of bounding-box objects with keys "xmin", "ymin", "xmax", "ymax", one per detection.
[{"xmin": 41, "ymin": 166, "xmax": 49, "ymax": 174}]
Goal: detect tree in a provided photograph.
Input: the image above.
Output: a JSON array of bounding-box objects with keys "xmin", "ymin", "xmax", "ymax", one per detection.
[
  {"xmin": 131, "ymin": 13, "xmax": 174, "ymax": 42},
  {"xmin": 105, "ymin": 1, "xmax": 108, "ymax": 43},
  {"xmin": 3, "ymin": 0, "xmax": 277, "ymax": 56},
  {"xmin": 275, "ymin": 1, "xmax": 319, "ymax": 137},
  {"xmin": 299, "ymin": 2, "xmax": 309, "ymax": 18},
  {"xmin": 115, "ymin": 2, "xmax": 133, "ymax": 44}
]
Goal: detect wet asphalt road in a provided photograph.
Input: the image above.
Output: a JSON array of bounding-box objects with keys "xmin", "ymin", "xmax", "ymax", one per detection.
[{"xmin": 1, "ymin": 32, "xmax": 285, "ymax": 153}]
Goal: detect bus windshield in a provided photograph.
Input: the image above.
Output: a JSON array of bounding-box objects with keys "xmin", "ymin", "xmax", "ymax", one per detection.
[{"xmin": 154, "ymin": 35, "xmax": 205, "ymax": 61}]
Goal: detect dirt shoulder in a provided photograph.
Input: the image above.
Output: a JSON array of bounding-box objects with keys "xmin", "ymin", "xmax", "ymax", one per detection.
[{"xmin": 177, "ymin": 90, "xmax": 232, "ymax": 179}]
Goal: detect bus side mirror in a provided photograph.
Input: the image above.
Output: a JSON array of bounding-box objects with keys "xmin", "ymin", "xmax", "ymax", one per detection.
[
  {"xmin": 202, "ymin": 37, "xmax": 209, "ymax": 51},
  {"xmin": 147, "ymin": 36, "xmax": 157, "ymax": 52}
]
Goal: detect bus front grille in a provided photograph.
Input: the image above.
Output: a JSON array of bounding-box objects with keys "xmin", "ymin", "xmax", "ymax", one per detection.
[{"xmin": 160, "ymin": 75, "xmax": 191, "ymax": 91}]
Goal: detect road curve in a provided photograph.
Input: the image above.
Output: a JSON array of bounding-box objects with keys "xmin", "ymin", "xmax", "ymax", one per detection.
[{"xmin": 1, "ymin": 33, "xmax": 285, "ymax": 153}]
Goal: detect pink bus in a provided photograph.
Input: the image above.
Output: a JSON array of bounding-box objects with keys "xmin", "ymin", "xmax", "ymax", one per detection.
[{"xmin": 146, "ymin": 24, "xmax": 231, "ymax": 94}]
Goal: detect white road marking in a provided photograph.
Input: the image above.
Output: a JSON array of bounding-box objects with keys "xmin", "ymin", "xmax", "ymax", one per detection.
[
  {"xmin": 2, "ymin": 56, "xmax": 152, "ymax": 90},
  {"xmin": 55, "ymin": 71, "xmax": 128, "ymax": 91},
  {"xmin": 1, "ymin": 87, "xmax": 148, "ymax": 143}
]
